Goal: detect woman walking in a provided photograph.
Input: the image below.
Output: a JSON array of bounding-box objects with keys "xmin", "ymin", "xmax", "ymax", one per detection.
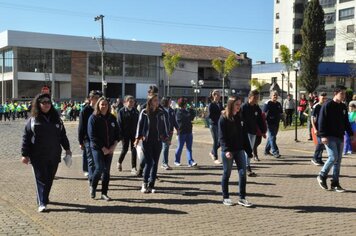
[
  {"xmin": 88, "ymin": 97, "xmax": 120, "ymax": 201},
  {"xmin": 21, "ymin": 93, "xmax": 71, "ymax": 212},
  {"xmin": 135, "ymin": 93, "xmax": 168, "ymax": 193},
  {"xmin": 218, "ymin": 96, "xmax": 252, "ymax": 207}
]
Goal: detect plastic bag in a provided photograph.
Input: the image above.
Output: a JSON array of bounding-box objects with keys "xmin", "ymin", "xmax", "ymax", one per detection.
[
  {"xmin": 62, "ymin": 154, "xmax": 72, "ymax": 168},
  {"xmin": 136, "ymin": 143, "xmax": 144, "ymax": 162}
]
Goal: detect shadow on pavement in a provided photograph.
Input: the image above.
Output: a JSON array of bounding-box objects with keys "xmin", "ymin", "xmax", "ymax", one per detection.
[
  {"xmin": 256, "ymin": 204, "xmax": 356, "ymax": 213},
  {"xmin": 48, "ymin": 201, "xmax": 187, "ymax": 214},
  {"xmin": 117, "ymin": 198, "xmax": 221, "ymax": 205}
]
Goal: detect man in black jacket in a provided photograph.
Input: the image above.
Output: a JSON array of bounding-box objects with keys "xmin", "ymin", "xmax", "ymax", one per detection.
[
  {"xmin": 317, "ymin": 86, "xmax": 353, "ymax": 192},
  {"xmin": 78, "ymin": 90, "xmax": 102, "ymax": 181}
]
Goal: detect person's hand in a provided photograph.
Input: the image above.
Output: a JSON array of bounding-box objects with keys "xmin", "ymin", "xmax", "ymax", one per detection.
[
  {"xmin": 314, "ymin": 129, "xmax": 318, "ymax": 135},
  {"xmin": 321, "ymin": 137, "xmax": 328, "ymax": 145},
  {"xmin": 225, "ymin": 152, "xmax": 232, "ymax": 159},
  {"xmin": 80, "ymin": 144, "xmax": 84, "ymax": 150},
  {"xmin": 102, "ymin": 147, "xmax": 110, "ymax": 155},
  {"xmin": 21, "ymin": 156, "xmax": 30, "ymax": 165}
]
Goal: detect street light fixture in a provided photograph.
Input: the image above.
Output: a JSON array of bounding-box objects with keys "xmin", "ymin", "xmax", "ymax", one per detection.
[
  {"xmin": 280, "ymin": 70, "xmax": 285, "ymax": 106},
  {"xmin": 191, "ymin": 79, "xmax": 204, "ymax": 110},
  {"xmin": 293, "ymin": 61, "xmax": 300, "ymax": 142},
  {"xmin": 94, "ymin": 14, "xmax": 106, "ymax": 96}
]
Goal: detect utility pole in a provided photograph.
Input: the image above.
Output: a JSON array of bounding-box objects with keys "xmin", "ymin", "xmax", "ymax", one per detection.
[{"xmin": 94, "ymin": 14, "xmax": 106, "ymax": 96}]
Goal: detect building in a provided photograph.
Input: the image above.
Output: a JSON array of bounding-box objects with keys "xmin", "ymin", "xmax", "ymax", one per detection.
[
  {"xmin": 273, "ymin": 0, "xmax": 356, "ymax": 63},
  {"xmin": 0, "ymin": 30, "xmax": 251, "ymax": 102},
  {"xmin": 252, "ymin": 62, "xmax": 356, "ymax": 99}
]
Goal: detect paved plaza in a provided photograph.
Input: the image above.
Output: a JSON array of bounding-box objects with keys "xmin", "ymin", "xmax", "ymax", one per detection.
[{"xmin": 0, "ymin": 120, "xmax": 356, "ymax": 236}]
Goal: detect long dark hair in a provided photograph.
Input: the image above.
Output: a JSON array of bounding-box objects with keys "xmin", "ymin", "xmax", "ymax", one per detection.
[
  {"xmin": 146, "ymin": 93, "xmax": 158, "ymax": 115},
  {"xmin": 31, "ymin": 93, "xmax": 60, "ymax": 121},
  {"xmin": 222, "ymin": 96, "xmax": 241, "ymax": 120}
]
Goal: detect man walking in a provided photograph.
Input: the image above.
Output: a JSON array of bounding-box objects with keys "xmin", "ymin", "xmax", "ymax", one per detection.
[
  {"xmin": 317, "ymin": 86, "xmax": 353, "ymax": 192},
  {"xmin": 208, "ymin": 90, "xmax": 223, "ymax": 164},
  {"xmin": 283, "ymin": 94, "xmax": 295, "ymax": 127}
]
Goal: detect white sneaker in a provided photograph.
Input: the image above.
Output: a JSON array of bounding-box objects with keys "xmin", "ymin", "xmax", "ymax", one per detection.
[
  {"xmin": 189, "ymin": 162, "xmax": 198, "ymax": 167},
  {"xmin": 131, "ymin": 168, "xmax": 137, "ymax": 175},
  {"xmin": 223, "ymin": 198, "xmax": 233, "ymax": 206},
  {"xmin": 161, "ymin": 164, "xmax": 172, "ymax": 170},
  {"xmin": 38, "ymin": 205, "xmax": 46, "ymax": 212},
  {"xmin": 214, "ymin": 160, "xmax": 222, "ymax": 165},
  {"xmin": 83, "ymin": 172, "xmax": 89, "ymax": 177},
  {"xmin": 238, "ymin": 199, "xmax": 253, "ymax": 207},
  {"xmin": 347, "ymin": 151, "xmax": 352, "ymax": 155},
  {"xmin": 141, "ymin": 183, "xmax": 149, "ymax": 193},
  {"xmin": 174, "ymin": 162, "xmax": 181, "ymax": 166}
]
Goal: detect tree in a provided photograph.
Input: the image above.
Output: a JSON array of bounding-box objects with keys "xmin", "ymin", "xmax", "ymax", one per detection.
[
  {"xmin": 212, "ymin": 53, "xmax": 239, "ymax": 106},
  {"xmin": 279, "ymin": 45, "xmax": 301, "ymax": 94},
  {"xmin": 250, "ymin": 78, "xmax": 266, "ymax": 92},
  {"xmin": 163, "ymin": 53, "xmax": 181, "ymax": 96},
  {"xmin": 300, "ymin": 0, "xmax": 326, "ymax": 94}
]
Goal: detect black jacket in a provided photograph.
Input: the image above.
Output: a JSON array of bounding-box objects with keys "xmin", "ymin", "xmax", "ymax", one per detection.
[
  {"xmin": 163, "ymin": 107, "xmax": 178, "ymax": 134},
  {"xmin": 78, "ymin": 104, "xmax": 94, "ymax": 145},
  {"xmin": 88, "ymin": 113, "xmax": 120, "ymax": 150},
  {"xmin": 241, "ymin": 102, "xmax": 266, "ymax": 135},
  {"xmin": 218, "ymin": 113, "xmax": 252, "ymax": 157},
  {"xmin": 21, "ymin": 114, "xmax": 70, "ymax": 164},
  {"xmin": 176, "ymin": 108, "xmax": 195, "ymax": 134},
  {"xmin": 263, "ymin": 100, "xmax": 283, "ymax": 125},
  {"xmin": 318, "ymin": 100, "xmax": 353, "ymax": 139},
  {"xmin": 208, "ymin": 102, "xmax": 223, "ymax": 125},
  {"xmin": 117, "ymin": 107, "xmax": 139, "ymax": 139},
  {"xmin": 136, "ymin": 108, "xmax": 168, "ymax": 142}
]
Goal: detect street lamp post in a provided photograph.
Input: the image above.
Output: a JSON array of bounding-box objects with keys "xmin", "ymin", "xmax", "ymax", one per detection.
[
  {"xmin": 191, "ymin": 79, "xmax": 204, "ymax": 115},
  {"xmin": 280, "ymin": 70, "xmax": 285, "ymax": 107},
  {"xmin": 94, "ymin": 14, "xmax": 106, "ymax": 96},
  {"xmin": 293, "ymin": 62, "xmax": 300, "ymax": 142}
]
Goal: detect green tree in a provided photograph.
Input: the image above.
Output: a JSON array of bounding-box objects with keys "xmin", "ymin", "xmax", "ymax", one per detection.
[
  {"xmin": 279, "ymin": 45, "xmax": 301, "ymax": 94},
  {"xmin": 250, "ymin": 78, "xmax": 266, "ymax": 92},
  {"xmin": 163, "ymin": 53, "xmax": 181, "ymax": 96},
  {"xmin": 212, "ymin": 53, "xmax": 239, "ymax": 105},
  {"xmin": 300, "ymin": 0, "xmax": 326, "ymax": 94}
]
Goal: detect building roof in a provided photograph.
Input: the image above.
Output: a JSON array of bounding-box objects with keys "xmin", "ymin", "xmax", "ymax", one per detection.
[
  {"xmin": 162, "ymin": 43, "xmax": 242, "ymax": 61},
  {"xmin": 252, "ymin": 62, "xmax": 356, "ymax": 77}
]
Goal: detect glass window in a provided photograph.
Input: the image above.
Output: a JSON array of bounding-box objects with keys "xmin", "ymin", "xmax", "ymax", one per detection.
[
  {"xmin": 294, "ymin": 18, "xmax": 303, "ymax": 29},
  {"xmin": 324, "ymin": 12, "xmax": 336, "ymax": 24},
  {"xmin": 105, "ymin": 53, "xmax": 123, "ymax": 76},
  {"xmin": 347, "ymin": 42, "xmax": 354, "ymax": 50},
  {"xmin": 275, "ymin": 43, "xmax": 279, "ymax": 49},
  {"xmin": 323, "ymin": 46, "xmax": 335, "ymax": 57},
  {"xmin": 294, "ymin": 3, "xmax": 305, "ymax": 13},
  {"xmin": 275, "ymin": 57, "xmax": 279, "ymax": 63},
  {"xmin": 55, "ymin": 50, "xmax": 71, "ymax": 74},
  {"xmin": 340, "ymin": 0, "xmax": 353, "ymax": 3},
  {"xmin": 319, "ymin": 76, "xmax": 326, "ymax": 86},
  {"xmin": 18, "ymin": 47, "xmax": 52, "ymax": 73},
  {"xmin": 276, "ymin": 13, "xmax": 280, "ymax": 19},
  {"xmin": 339, "ymin": 7, "xmax": 355, "ymax": 21},
  {"xmin": 346, "ymin": 60, "xmax": 354, "ymax": 63},
  {"xmin": 276, "ymin": 0, "xmax": 280, "ymax": 3},
  {"xmin": 326, "ymin": 29, "xmax": 336, "ymax": 40},
  {"xmin": 275, "ymin": 28, "xmax": 279, "ymax": 34},
  {"xmin": 347, "ymin": 24, "xmax": 354, "ymax": 33},
  {"xmin": 336, "ymin": 77, "xmax": 346, "ymax": 85},
  {"xmin": 320, "ymin": 0, "xmax": 336, "ymax": 8},
  {"xmin": 125, "ymin": 55, "xmax": 157, "ymax": 78},
  {"xmin": 4, "ymin": 50, "xmax": 13, "ymax": 73},
  {"xmin": 0, "ymin": 52, "xmax": 3, "ymax": 73},
  {"xmin": 293, "ymin": 34, "xmax": 302, "ymax": 44},
  {"xmin": 271, "ymin": 77, "xmax": 277, "ymax": 84},
  {"xmin": 89, "ymin": 53, "xmax": 101, "ymax": 76}
]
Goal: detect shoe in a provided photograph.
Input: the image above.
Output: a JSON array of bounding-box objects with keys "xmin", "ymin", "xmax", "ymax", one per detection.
[
  {"xmin": 317, "ymin": 175, "xmax": 328, "ymax": 190},
  {"xmin": 161, "ymin": 164, "xmax": 172, "ymax": 170},
  {"xmin": 174, "ymin": 162, "xmax": 181, "ymax": 166},
  {"xmin": 331, "ymin": 181, "xmax": 346, "ymax": 193},
  {"xmin": 214, "ymin": 160, "xmax": 222, "ymax": 165},
  {"xmin": 253, "ymin": 156, "xmax": 260, "ymax": 161},
  {"xmin": 101, "ymin": 194, "xmax": 112, "ymax": 201},
  {"xmin": 223, "ymin": 198, "xmax": 233, "ymax": 206},
  {"xmin": 317, "ymin": 160, "xmax": 325, "ymax": 165},
  {"xmin": 311, "ymin": 159, "xmax": 321, "ymax": 166},
  {"xmin": 90, "ymin": 186, "xmax": 96, "ymax": 199},
  {"xmin": 136, "ymin": 169, "xmax": 143, "ymax": 177},
  {"xmin": 238, "ymin": 199, "xmax": 253, "ymax": 207},
  {"xmin": 273, "ymin": 153, "xmax": 281, "ymax": 158},
  {"xmin": 247, "ymin": 170, "xmax": 257, "ymax": 177},
  {"xmin": 117, "ymin": 162, "xmax": 122, "ymax": 171},
  {"xmin": 189, "ymin": 162, "xmax": 198, "ymax": 167},
  {"xmin": 308, "ymin": 138, "xmax": 313, "ymax": 141},
  {"xmin": 141, "ymin": 183, "xmax": 149, "ymax": 193},
  {"xmin": 209, "ymin": 152, "xmax": 216, "ymax": 161},
  {"xmin": 38, "ymin": 205, "xmax": 46, "ymax": 213},
  {"xmin": 131, "ymin": 168, "xmax": 137, "ymax": 175},
  {"xmin": 347, "ymin": 151, "xmax": 352, "ymax": 155},
  {"xmin": 83, "ymin": 172, "xmax": 89, "ymax": 177},
  {"xmin": 264, "ymin": 152, "xmax": 273, "ymax": 156}
]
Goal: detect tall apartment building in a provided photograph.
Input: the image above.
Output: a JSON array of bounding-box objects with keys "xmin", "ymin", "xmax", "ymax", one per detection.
[{"xmin": 273, "ymin": 0, "xmax": 356, "ymax": 63}]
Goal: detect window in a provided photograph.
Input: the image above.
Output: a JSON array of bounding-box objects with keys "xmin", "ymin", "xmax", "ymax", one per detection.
[
  {"xmin": 105, "ymin": 53, "xmax": 123, "ymax": 76},
  {"xmin": 326, "ymin": 29, "xmax": 336, "ymax": 40},
  {"xmin": 293, "ymin": 18, "xmax": 303, "ymax": 29},
  {"xmin": 324, "ymin": 12, "xmax": 336, "ymax": 24},
  {"xmin": 336, "ymin": 77, "xmax": 346, "ymax": 86},
  {"xmin": 276, "ymin": 0, "xmax": 280, "ymax": 3},
  {"xmin": 275, "ymin": 57, "xmax": 279, "ymax": 63},
  {"xmin": 339, "ymin": 7, "xmax": 354, "ymax": 21},
  {"xmin": 275, "ymin": 43, "xmax": 279, "ymax": 49},
  {"xmin": 55, "ymin": 50, "xmax": 71, "ymax": 74},
  {"xmin": 293, "ymin": 34, "xmax": 302, "ymax": 44},
  {"xmin": 320, "ymin": 0, "xmax": 336, "ymax": 8},
  {"xmin": 18, "ymin": 48, "xmax": 51, "ymax": 73},
  {"xmin": 340, "ymin": 0, "xmax": 353, "ymax": 3},
  {"xmin": 125, "ymin": 55, "xmax": 157, "ymax": 78},
  {"xmin": 271, "ymin": 77, "xmax": 277, "ymax": 84},
  {"xmin": 319, "ymin": 76, "xmax": 326, "ymax": 86},
  {"xmin": 323, "ymin": 46, "xmax": 335, "ymax": 57},
  {"xmin": 346, "ymin": 60, "xmax": 354, "ymax": 63},
  {"xmin": 347, "ymin": 24, "xmax": 354, "ymax": 33},
  {"xmin": 0, "ymin": 52, "xmax": 2, "ymax": 72},
  {"xmin": 275, "ymin": 28, "xmax": 279, "ymax": 34},
  {"xmin": 347, "ymin": 42, "xmax": 354, "ymax": 50},
  {"xmin": 276, "ymin": 13, "xmax": 280, "ymax": 19},
  {"xmin": 294, "ymin": 3, "xmax": 305, "ymax": 13}
]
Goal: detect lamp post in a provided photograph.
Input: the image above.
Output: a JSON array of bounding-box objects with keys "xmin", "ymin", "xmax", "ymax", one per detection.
[
  {"xmin": 191, "ymin": 79, "xmax": 204, "ymax": 113},
  {"xmin": 280, "ymin": 70, "xmax": 285, "ymax": 106},
  {"xmin": 293, "ymin": 62, "xmax": 300, "ymax": 142},
  {"xmin": 94, "ymin": 14, "xmax": 106, "ymax": 96}
]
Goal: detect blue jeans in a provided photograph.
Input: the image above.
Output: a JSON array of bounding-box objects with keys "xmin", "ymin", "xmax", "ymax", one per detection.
[
  {"xmin": 82, "ymin": 146, "xmax": 88, "ymax": 173},
  {"xmin": 221, "ymin": 151, "xmax": 247, "ymax": 199},
  {"xmin": 91, "ymin": 149, "xmax": 113, "ymax": 195},
  {"xmin": 265, "ymin": 124, "xmax": 279, "ymax": 155},
  {"xmin": 143, "ymin": 140, "xmax": 162, "ymax": 187},
  {"xmin": 343, "ymin": 132, "xmax": 352, "ymax": 154},
  {"xmin": 161, "ymin": 135, "xmax": 173, "ymax": 165},
  {"xmin": 313, "ymin": 136, "xmax": 324, "ymax": 162},
  {"xmin": 320, "ymin": 137, "xmax": 343, "ymax": 183},
  {"xmin": 209, "ymin": 124, "xmax": 220, "ymax": 160},
  {"xmin": 84, "ymin": 141, "xmax": 95, "ymax": 182},
  {"xmin": 175, "ymin": 133, "xmax": 194, "ymax": 165}
]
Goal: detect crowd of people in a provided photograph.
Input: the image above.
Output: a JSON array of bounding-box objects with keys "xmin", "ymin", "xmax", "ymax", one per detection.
[{"xmin": 20, "ymin": 85, "xmax": 355, "ymax": 212}]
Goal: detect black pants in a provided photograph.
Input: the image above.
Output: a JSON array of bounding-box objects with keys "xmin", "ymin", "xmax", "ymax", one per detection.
[
  {"xmin": 4, "ymin": 112, "xmax": 9, "ymax": 121},
  {"xmin": 0, "ymin": 113, "xmax": 2, "ymax": 121},
  {"xmin": 253, "ymin": 135, "xmax": 262, "ymax": 157},
  {"xmin": 285, "ymin": 109, "xmax": 294, "ymax": 126},
  {"xmin": 92, "ymin": 149, "xmax": 113, "ymax": 195},
  {"xmin": 143, "ymin": 140, "xmax": 162, "ymax": 187},
  {"xmin": 32, "ymin": 161, "xmax": 59, "ymax": 206},
  {"xmin": 118, "ymin": 137, "xmax": 137, "ymax": 168}
]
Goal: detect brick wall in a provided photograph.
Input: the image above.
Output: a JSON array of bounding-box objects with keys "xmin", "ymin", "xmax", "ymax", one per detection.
[{"xmin": 71, "ymin": 51, "xmax": 87, "ymax": 99}]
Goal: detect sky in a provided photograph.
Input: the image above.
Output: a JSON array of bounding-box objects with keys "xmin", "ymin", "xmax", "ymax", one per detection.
[{"xmin": 0, "ymin": 0, "xmax": 274, "ymax": 63}]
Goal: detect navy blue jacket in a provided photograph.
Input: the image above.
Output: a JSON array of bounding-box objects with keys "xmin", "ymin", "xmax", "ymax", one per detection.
[
  {"xmin": 241, "ymin": 102, "xmax": 266, "ymax": 135},
  {"xmin": 208, "ymin": 102, "xmax": 223, "ymax": 125},
  {"xmin": 218, "ymin": 113, "xmax": 252, "ymax": 157},
  {"xmin": 21, "ymin": 114, "xmax": 70, "ymax": 164},
  {"xmin": 78, "ymin": 104, "xmax": 94, "ymax": 145},
  {"xmin": 87, "ymin": 113, "xmax": 120, "ymax": 150},
  {"xmin": 263, "ymin": 100, "xmax": 283, "ymax": 125},
  {"xmin": 135, "ymin": 108, "xmax": 168, "ymax": 142},
  {"xmin": 117, "ymin": 106, "xmax": 139, "ymax": 139},
  {"xmin": 176, "ymin": 108, "xmax": 196, "ymax": 134},
  {"xmin": 163, "ymin": 107, "xmax": 178, "ymax": 134},
  {"xmin": 318, "ymin": 100, "xmax": 353, "ymax": 139}
]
